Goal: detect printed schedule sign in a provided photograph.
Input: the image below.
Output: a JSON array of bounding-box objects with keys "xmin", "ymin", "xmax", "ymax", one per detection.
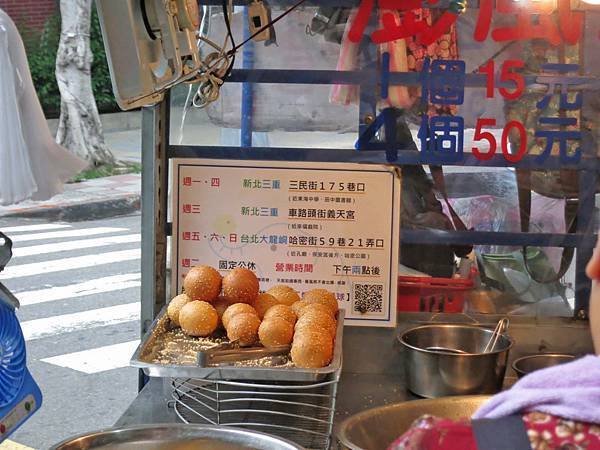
[{"xmin": 172, "ymin": 159, "xmax": 401, "ymax": 327}]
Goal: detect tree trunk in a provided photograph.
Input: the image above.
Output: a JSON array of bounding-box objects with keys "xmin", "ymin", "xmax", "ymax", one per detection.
[{"xmin": 55, "ymin": 0, "xmax": 114, "ymax": 167}]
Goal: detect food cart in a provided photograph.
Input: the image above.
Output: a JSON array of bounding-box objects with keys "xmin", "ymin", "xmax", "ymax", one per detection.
[{"xmin": 84, "ymin": 0, "xmax": 600, "ymax": 448}]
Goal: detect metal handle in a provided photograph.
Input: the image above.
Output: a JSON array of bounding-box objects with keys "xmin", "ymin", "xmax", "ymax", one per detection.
[
  {"xmin": 483, "ymin": 318, "xmax": 509, "ymax": 353},
  {"xmin": 197, "ymin": 345, "xmax": 291, "ymax": 366},
  {"xmin": 0, "ymin": 282, "xmax": 20, "ymax": 310},
  {"xmin": 0, "ymin": 232, "xmax": 13, "ymax": 272}
]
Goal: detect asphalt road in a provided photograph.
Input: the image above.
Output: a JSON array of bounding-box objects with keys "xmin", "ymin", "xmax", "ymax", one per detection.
[{"xmin": 0, "ymin": 213, "xmax": 142, "ymax": 449}]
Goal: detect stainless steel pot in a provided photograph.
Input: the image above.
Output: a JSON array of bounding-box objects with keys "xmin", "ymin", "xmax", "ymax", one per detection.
[
  {"xmin": 512, "ymin": 353, "xmax": 575, "ymax": 378},
  {"xmin": 399, "ymin": 324, "xmax": 513, "ymax": 398},
  {"xmin": 337, "ymin": 395, "xmax": 490, "ymax": 450},
  {"xmin": 49, "ymin": 424, "xmax": 305, "ymax": 450}
]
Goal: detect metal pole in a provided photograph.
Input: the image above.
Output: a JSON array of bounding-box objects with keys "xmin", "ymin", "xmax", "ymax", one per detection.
[
  {"xmin": 139, "ymin": 93, "xmax": 170, "ymax": 391},
  {"xmin": 575, "ymin": 168, "xmax": 597, "ymax": 314},
  {"xmin": 241, "ymin": 7, "xmax": 254, "ymax": 147}
]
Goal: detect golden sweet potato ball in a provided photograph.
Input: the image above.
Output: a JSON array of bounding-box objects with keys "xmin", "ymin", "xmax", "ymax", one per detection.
[
  {"xmin": 263, "ymin": 304, "xmax": 297, "ymax": 325},
  {"xmin": 183, "ymin": 265, "xmax": 222, "ymax": 302},
  {"xmin": 167, "ymin": 293, "xmax": 191, "ymax": 327},
  {"xmin": 179, "ymin": 301, "xmax": 218, "ymax": 337},
  {"xmin": 222, "ymin": 268, "xmax": 260, "ymax": 305},
  {"xmin": 254, "ymin": 293, "xmax": 280, "ymax": 319},
  {"xmin": 222, "ymin": 303, "xmax": 258, "ymax": 330},
  {"xmin": 303, "ymin": 288, "xmax": 339, "ymax": 316},
  {"xmin": 291, "ymin": 330, "xmax": 334, "ymax": 368},
  {"xmin": 295, "ymin": 310, "xmax": 337, "ymax": 339},
  {"xmin": 212, "ymin": 296, "xmax": 232, "ymax": 328},
  {"xmin": 267, "ymin": 285, "xmax": 300, "ymax": 306},
  {"xmin": 294, "ymin": 301, "xmax": 333, "ymax": 320},
  {"xmin": 227, "ymin": 313, "xmax": 261, "ymax": 346},
  {"xmin": 259, "ymin": 318, "xmax": 294, "ymax": 348}
]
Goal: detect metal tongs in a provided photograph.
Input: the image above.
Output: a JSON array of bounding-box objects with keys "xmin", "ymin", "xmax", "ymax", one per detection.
[
  {"xmin": 197, "ymin": 343, "xmax": 291, "ymax": 367},
  {"xmin": 483, "ymin": 318, "xmax": 510, "ymax": 353}
]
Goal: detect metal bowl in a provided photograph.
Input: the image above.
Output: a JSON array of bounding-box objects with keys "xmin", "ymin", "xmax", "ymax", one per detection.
[
  {"xmin": 512, "ymin": 353, "xmax": 575, "ymax": 379},
  {"xmin": 337, "ymin": 395, "xmax": 490, "ymax": 450},
  {"xmin": 49, "ymin": 424, "xmax": 305, "ymax": 450},
  {"xmin": 399, "ymin": 324, "xmax": 513, "ymax": 398}
]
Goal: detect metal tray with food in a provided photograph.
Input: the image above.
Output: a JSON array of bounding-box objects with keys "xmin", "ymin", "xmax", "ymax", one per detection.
[{"xmin": 130, "ymin": 306, "xmax": 344, "ymax": 382}]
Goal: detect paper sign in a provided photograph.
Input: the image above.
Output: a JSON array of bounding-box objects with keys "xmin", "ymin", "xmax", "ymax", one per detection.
[{"xmin": 171, "ymin": 159, "xmax": 400, "ymax": 327}]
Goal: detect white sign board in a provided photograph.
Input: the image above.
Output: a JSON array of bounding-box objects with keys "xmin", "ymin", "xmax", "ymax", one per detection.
[{"xmin": 171, "ymin": 159, "xmax": 400, "ymax": 327}]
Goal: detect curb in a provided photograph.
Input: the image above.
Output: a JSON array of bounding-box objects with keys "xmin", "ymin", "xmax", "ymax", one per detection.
[{"xmin": 0, "ymin": 195, "xmax": 140, "ymax": 222}]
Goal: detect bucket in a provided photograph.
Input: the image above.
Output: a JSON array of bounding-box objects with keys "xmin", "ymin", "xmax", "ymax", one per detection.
[{"xmin": 399, "ymin": 324, "xmax": 513, "ymax": 398}]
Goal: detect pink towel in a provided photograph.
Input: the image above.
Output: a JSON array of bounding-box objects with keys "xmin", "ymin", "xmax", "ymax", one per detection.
[{"xmin": 473, "ymin": 355, "xmax": 600, "ymax": 423}]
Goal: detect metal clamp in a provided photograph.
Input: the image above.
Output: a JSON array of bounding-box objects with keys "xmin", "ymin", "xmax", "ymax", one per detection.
[{"xmin": 0, "ymin": 231, "xmax": 13, "ymax": 272}]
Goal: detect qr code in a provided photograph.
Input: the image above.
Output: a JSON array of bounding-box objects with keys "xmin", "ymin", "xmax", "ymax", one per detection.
[{"xmin": 353, "ymin": 284, "xmax": 384, "ymax": 313}]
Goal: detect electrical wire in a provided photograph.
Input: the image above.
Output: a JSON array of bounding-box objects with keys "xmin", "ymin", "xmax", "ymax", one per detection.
[
  {"xmin": 185, "ymin": 0, "xmax": 235, "ymax": 108},
  {"xmin": 188, "ymin": 0, "xmax": 308, "ymax": 109},
  {"xmin": 179, "ymin": 5, "xmax": 213, "ymax": 144}
]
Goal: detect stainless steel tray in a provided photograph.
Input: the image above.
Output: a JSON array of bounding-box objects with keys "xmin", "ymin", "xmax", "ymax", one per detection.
[{"xmin": 131, "ymin": 306, "xmax": 344, "ymax": 382}]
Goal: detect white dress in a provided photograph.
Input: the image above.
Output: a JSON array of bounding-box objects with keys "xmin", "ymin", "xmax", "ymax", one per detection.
[{"xmin": 0, "ymin": 9, "xmax": 86, "ymax": 206}]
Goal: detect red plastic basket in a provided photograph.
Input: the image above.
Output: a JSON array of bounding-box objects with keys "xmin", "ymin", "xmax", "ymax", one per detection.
[{"xmin": 397, "ymin": 276, "xmax": 474, "ymax": 313}]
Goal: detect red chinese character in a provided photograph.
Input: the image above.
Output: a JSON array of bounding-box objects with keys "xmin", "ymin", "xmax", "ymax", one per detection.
[
  {"xmin": 181, "ymin": 258, "xmax": 190, "ymax": 268},
  {"xmin": 285, "ymin": 263, "xmax": 294, "ymax": 272},
  {"xmin": 182, "ymin": 204, "xmax": 192, "ymax": 214},
  {"xmin": 304, "ymin": 264, "xmax": 313, "ymax": 273},
  {"xmin": 275, "ymin": 263, "xmax": 284, "ymax": 272},
  {"xmin": 182, "ymin": 231, "xmax": 191, "ymax": 240},
  {"xmin": 474, "ymin": 0, "xmax": 583, "ymax": 46},
  {"xmin": 229, "ymin": 233, "xmax": 237, "ymax": 243},
  {"xmin": 183, "ymin": 176, "xmax": 192, "ymax": 186},
  {"xmin": 294, "ymin": 264, "xmax": 303, "ymax": 272},
  {"xmin": 349, "ymin": 0, "xmax": 461, "ymax": 45},
  {"xmin": 211, "ymin": 177, "xmax": 220, "ymax": 187},
  {"xmin": 192, "ymin": 232, "xmax": 201, "ymax": 241}
]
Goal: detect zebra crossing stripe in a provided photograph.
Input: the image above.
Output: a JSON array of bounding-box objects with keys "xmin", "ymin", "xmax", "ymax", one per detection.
[
  {"xmin": 12, "ymin": 234, "xmax": 141, "ymax": 258},
  {"xmin": 15, "ymin": 273, "xmax": 141, "ymax": 306},
  {"xmin": 9, "ymin": 227, "xmax": 128, "ymax": 243},
  {"xmin": 41, "ymin": 340, "xmax": 140, "ymax": 374},
  {"xmin": 0, "ymin": 223, "xmax": 71, "ymax": 233},
  {"xmin": 1, "ymin": 249, "xmax": 141, "ymax": 279},
  {"xmin": 21, "ymin": 302, "xmax": 140, "ymax": 341}
]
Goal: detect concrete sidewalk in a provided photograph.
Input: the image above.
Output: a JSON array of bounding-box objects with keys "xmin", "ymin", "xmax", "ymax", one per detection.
[
  {"xmin": 0, "ymin": 113, "xmax": 144, "ymax": 220},
  {"xmin": 0, "ymin": 174, "xmax": 141, "ymax": 221}
]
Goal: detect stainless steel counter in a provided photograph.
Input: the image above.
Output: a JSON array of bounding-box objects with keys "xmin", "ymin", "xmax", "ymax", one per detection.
[{"xmin": 115, "ymin": 314, "xmax": 595, "ymax": 446}]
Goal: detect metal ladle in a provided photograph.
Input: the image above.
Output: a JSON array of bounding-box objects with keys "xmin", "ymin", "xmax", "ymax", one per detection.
[{"xmin": 483, "ymin": 318, "xmax": 510, "ymax": 353}]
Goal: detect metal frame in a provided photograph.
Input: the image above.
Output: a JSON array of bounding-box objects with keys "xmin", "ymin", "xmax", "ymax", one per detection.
[
  {"xmin": 140, "ymin": 1, "xmax": 600, "ymax": 386},
  {"xmin": 169, "ymin": 375, "xmax": 339, "ymax": 449}
]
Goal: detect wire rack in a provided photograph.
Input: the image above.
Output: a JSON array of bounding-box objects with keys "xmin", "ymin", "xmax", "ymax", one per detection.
[{"xmin": 169, "ymin": 375, "xmax": 340, "ymax": 449}]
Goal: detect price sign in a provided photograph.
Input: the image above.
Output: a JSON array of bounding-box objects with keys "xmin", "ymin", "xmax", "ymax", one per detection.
[{"xmin": 172, "ymin": 159, "xmax": 400, "ymax": 327}]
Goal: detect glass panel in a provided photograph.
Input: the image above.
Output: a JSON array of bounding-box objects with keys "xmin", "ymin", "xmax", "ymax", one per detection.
[
  {"xmin": 202, "ymin": 6, "xmax": 344, "ymax": 70},
  {"xmin": 170, "ymin": 0, "xmax": 600, "ymax": 318},
  {"xmin": 172, "ymin": 83, "xmax": 358, "ymax": 147}
]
